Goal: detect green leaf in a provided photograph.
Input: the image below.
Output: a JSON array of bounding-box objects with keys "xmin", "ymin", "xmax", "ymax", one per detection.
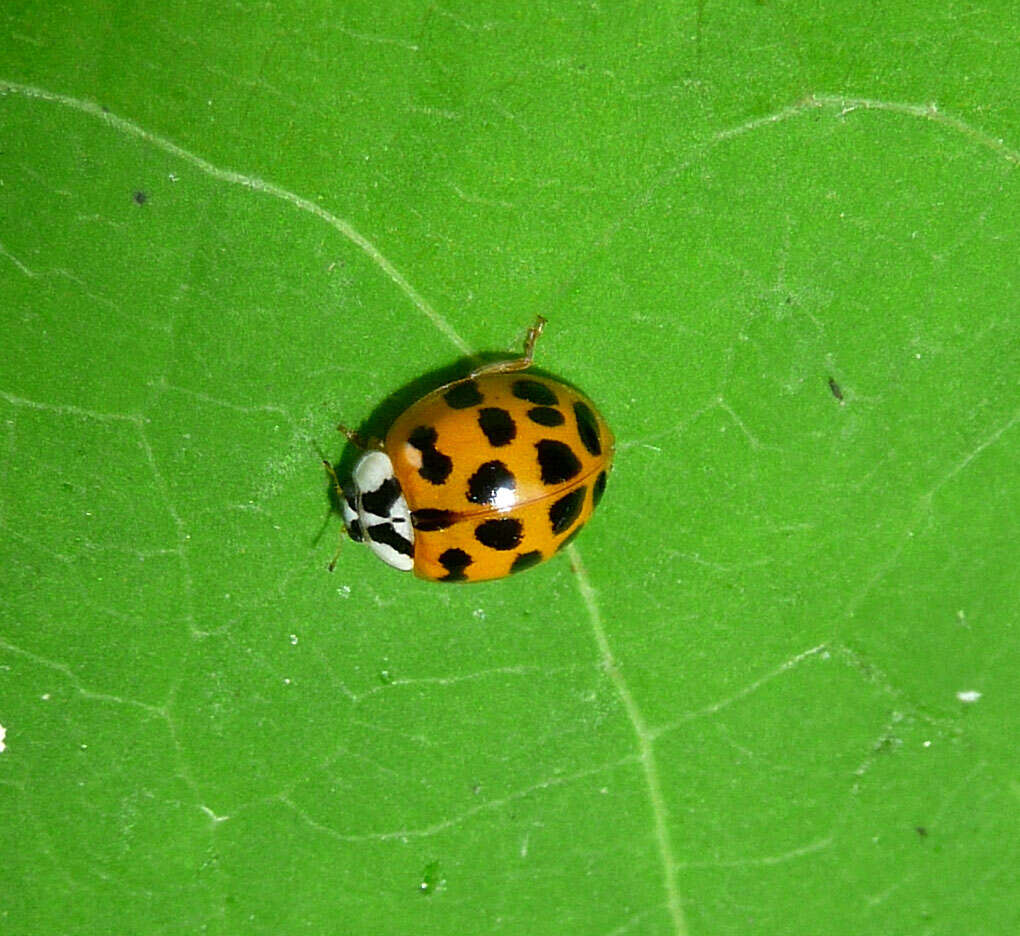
[{"xmin": 2, "ymin": 3, "xmax": 1017, "ymax": 934}]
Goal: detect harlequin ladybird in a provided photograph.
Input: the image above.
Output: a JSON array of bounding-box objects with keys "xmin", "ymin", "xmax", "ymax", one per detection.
[{"xmin": 328, "ymin": 317, "xmax": 613, "ymax": 582}]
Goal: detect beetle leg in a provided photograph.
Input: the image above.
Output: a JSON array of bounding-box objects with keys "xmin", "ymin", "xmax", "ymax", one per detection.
[
  {"xmin": 470, "ymin": 315, "xmax": 547, "ymax": 377},
  {"xmin": 337, "ymin": 424, "xmax": 385, "ymax": 451},
  {"xmin": 320, "ymin": 459, "xmax": 348, "ymax": 571},
  {"xmin": 322, "ymin": 459, "xmax": 344, "ymax": 497}
]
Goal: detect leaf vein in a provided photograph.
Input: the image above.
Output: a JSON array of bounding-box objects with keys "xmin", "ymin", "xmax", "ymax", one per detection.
[{"xmin": 0, "ymin": 79, "xmax": 471, "ymax": 355}]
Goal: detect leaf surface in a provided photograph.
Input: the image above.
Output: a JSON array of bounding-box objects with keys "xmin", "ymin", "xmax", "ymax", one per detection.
[{"xmin": 2, "ymin": 3, "xmax": 1017, "ymax": 934}]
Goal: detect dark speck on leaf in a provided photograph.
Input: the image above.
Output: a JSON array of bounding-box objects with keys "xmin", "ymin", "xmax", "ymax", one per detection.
[
  {"xmin": 828, "ymin": 377, "xmax": 844, "ymax": 403},
  {"xmin": 133, "ymin": 191, "xmax": 147, "ymax": 205}
]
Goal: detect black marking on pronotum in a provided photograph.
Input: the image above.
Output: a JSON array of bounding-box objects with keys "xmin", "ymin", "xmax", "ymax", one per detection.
[
  {"xmin": 555, "ymin": 525, "xmax": 583, "ymax": 552},
  {"xmin": 512, "ymin": 379, "xmax": 558, "ymax": 406},
  {"xmin": 365, "ymin": 523, "xmax": 414, "ymax": 557},
  {"xmin": 510, "ymin": 550, "xmax": 543, "ymax": 573},
  {"xmin": 478, "ymin": 408, "xmax": 516, "ymax": 447},
  {"xmin": 592, "ymin": 470, "xmax": 607, "ymax": 507},
  {"xmin": 549, "ymin": 487, "xmax": 586, "ymax": 534},
  {"xmin": 573, "ymin": 401, "xmax": 601, "ymax": 456},
  {"xmin": 444, "ymin": 380, "xmax": 483, "ymax": 409},
  {"xmin": 342, "ymin": 486, "xmax": 364, "ymax": 541},
  {"xmin": 535, "ymin": 439, "xmax": 581, "ymax": 485},
  {"xmin": 411, "ymin": 508, "xmax": 457, "ymax": 531},
  {"xmin": 466, "ymin": 460, "xmax": 516, "ymax": 506},
  {"xmin": 360, "ymin": 476, "xmax": 403, "ymax": 518},
  {"xmin": 438, "ymin": 547, "xmax": 472, "ymax": 582},
  {"xmin": 474, "ymin": 518, "xmax": 523, "ymax": 551},
  {"xmin": 527, "ymin": 406, "xmax": 564, "ymax": 427},
  {"xmin": 408, "ymin": 425, "xmax": 453, "ymax": 485}
]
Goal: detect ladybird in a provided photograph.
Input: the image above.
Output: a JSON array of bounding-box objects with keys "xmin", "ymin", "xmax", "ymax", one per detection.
[{"xmin": 328, "ymin": 317, "xmax": 614, "ymax": 582}]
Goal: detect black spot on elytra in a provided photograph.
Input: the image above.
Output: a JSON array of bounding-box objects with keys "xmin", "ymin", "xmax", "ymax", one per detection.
[
  {"xmin": 365, "ymin": 523, "xmax": 413, "ymax": 557},
  {"xmin": 411, "ymin": 508, "xmax": 457, "ymax": 531},
  {"xmin": 527, "ymin": 406, "xmax": 565, "ymax": 427},
  {"xmin": 478, "ymin": 408, "xmax": 516, "ymax": 447},
  {"xmin": 549, "ymin": 487, "xmax": 586, "ymax": 534},
  {"xmin": 408, "ymin": 425, "xmax": 453, "ymax": 485},
  {"xmin": 510, "ymin": 550, "xmax": 543, "ymax": 573},
  {"xmin": 512, "ymin": 379, "xmax": 558, "ymax": 406},
  {"xmin": 360, "ymin": 476, "xmax": 402, "ymax": 518},
  {"xmin": 467, "ymin": 460, "xmax": 516, "ymax": 506},
  {"xmin": 408, "ymin": 425, "xmax": 436, "ymax": 447},
  {"xmin": 438, "ymin": 547, "xmax": 472, "ymax": 582},
  {"xmin": 444, "ymin": 380, "xmax": 483, "ymax": 409},
  {"xmin": 556, "ymin": 525, "xmax": 584, "ymax": 552},
  {"xmin": 573, "ymin": 401, "xmax": 602, "ymax": 456},
  {"xmin": 474, "ymin": 518, "xmax": 523, "ymax": 551},
  {"xmin": 536, "ymin": 439, "xmax": 581, "ymax": 485},
  {"xmin": 592, "ymin": 470, "xmax": 607, "ymax": 507}
]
